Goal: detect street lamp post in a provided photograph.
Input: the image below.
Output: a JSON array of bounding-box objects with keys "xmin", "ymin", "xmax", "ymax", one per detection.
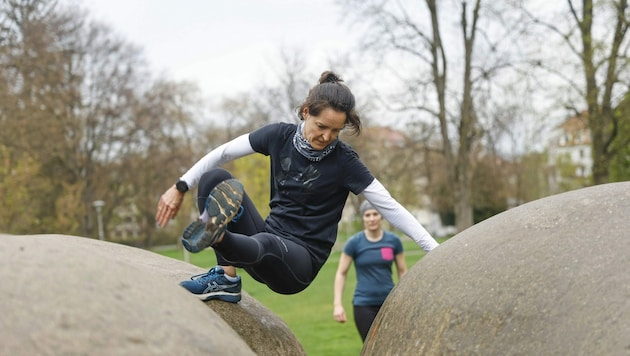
[{"xmin": 93, "ymin": 200, "xmax": 105, "ymax": 241}]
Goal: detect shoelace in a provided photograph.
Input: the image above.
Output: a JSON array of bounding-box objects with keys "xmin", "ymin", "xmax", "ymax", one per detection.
[{"xmin": 189, "ymin": 267, "xmax": 221, "ymax": 282}]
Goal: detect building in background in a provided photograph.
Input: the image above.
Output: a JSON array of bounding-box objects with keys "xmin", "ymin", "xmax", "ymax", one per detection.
[{"xmin": 547, "ymin": 112, "xmax": 592, "ymax": 194}]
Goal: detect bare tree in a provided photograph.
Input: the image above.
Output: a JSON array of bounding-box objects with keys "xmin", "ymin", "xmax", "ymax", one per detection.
[
  {"xmin": 0, "ymin": 1, "xmax": 202, "ymax": 244},
  {"xmin": 0, "ymin": 0, "xmax": 88, "ymax": 233},
  {"xmin": 518, "ymin": 0, "xmax": 630, "ymax": 184},
  {"xmin": 267, "ymin": 47, "xmax": 312, "ymax": 121},
  {"xmin": 338, "ymin": 0, "xmax": 519, "ymax": 231},
  {"xmin": 116, "ymin": 79, "xmax": 201, "ymax": 247}
]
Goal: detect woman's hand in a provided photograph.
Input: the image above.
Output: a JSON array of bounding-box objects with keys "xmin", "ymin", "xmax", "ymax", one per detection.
[
  {"xmin": 333, "ymin": 305, "xmax": 347, "ymax": 323},
  {"xmin": 155, "ymin": 185, "xmax": 184, "ymax": 228}
]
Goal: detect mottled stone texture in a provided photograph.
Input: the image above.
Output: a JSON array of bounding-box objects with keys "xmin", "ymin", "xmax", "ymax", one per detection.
[
  {"xmin": 0, "ymin": 234, "xmax": 305, "ymax": 356},
  {"xmin": 363, "ymin": 182, "xmax": 630, "ymax": 356}
]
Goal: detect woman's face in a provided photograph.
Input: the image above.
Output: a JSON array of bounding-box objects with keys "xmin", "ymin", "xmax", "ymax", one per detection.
[
  {"xmin": 302, "ymin": 107, "xmax": 346, "ymax": 150},
  {"xmin": 362, "ymin": 209, "xmax": 382, "ymax": 232}
]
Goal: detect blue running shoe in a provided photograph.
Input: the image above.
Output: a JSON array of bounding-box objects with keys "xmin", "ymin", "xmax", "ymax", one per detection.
[
  {"xmin": 181, "ymin": 179, "xmax": 244, "ymax": 253},
  {"xmin": 179, "ymin": 266, "xmax": 242, "ymax": 303},
  {"xmin": 232, "ymin": 205, "xmax": 245, "ymax": 223},
  {"xmin": 181, "ymin": 219, "xmax": 206, "ymax": 253}
]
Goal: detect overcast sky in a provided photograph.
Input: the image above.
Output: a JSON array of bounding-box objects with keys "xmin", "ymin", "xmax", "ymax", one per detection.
[{"xmin": 81, "ymin": 0, "xmax": 358, "ymax": 99}]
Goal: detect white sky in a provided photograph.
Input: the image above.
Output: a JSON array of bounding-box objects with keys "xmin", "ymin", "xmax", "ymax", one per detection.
[{"xmin": 81, "ymin": 0, "xmax": 358, "ymax": 99}]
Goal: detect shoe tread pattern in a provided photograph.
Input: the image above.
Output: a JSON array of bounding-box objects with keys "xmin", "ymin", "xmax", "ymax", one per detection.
[{"xmin": 181, "ymin": 179, "xmax": 244, "ymax": 253}]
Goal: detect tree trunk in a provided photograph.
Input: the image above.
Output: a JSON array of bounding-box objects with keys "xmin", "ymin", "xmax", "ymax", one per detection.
[
  {"xmin": 589, "ymin": 111, "xmax": 612, "ymax": 184},
  {"xmin": 454, "ymin": 171, "xmax": 474, "ymax": 231}
]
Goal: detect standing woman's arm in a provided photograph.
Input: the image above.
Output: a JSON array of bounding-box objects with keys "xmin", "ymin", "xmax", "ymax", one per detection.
[
  {"xmin": 333, "ymin": 253, "xmax": 353, "ymax": 323},
  {"xmin": 394, "ymin": 252, "xmax": 408, "ymax": 281}
]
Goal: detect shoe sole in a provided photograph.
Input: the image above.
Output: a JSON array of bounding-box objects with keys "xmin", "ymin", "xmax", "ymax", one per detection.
[
  {"xmin": 204, "ymin": 178, "xmax": 244, "ymax": 238},
  {"xmin": 181, "ymin": 179, "xmax": 244, "ymax": 253},
  {"xmin": 181, "ymin": 220, "xmax": 207, "ymax": 253},
  {"xmin": 199, "ymin": 291, "xmax": 242, "ymax": 303}
]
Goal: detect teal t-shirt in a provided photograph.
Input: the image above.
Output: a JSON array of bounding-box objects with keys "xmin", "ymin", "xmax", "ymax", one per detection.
[{"xmin": 343, "ymin": 231, "xmax": 403, "ymax": 306}]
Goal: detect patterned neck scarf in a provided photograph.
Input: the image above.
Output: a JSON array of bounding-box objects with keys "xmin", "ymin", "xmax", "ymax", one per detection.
[{"xmin": 292, "ymin": 122, "xmax": 338, "ymax": 162}]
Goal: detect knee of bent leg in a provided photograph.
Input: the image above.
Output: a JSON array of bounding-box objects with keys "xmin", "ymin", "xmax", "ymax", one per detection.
[{"xmin": 199, "ymin": 168, "xmax": 234, "ymax": 186}]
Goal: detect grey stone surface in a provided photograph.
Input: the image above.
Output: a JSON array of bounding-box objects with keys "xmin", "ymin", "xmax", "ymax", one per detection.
[
  {"xmin": 363, "ymin": 182, "xmax": 630, "ymax": 355},
  {"xmin": 0, "ymin": 234, "xmax": 304, "ymax": 355}
]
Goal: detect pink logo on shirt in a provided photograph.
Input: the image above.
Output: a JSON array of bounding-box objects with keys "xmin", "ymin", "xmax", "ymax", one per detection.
[{"xmin": 380, "ymin": 247, "xmax": 394, "ymax": 261}]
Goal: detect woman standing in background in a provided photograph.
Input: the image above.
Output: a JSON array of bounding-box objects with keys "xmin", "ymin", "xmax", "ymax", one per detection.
[{"xmin": 333, "ymin": 200, "xmax": 407, "ymax": 342}]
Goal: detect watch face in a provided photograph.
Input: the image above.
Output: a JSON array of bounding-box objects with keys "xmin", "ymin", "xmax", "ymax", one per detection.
[{"xmin": 176, "ymin": 181, "xmax": 188, "ymax": 192}]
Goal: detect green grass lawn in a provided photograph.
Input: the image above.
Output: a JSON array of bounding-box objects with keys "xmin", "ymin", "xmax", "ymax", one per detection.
[{"xmin": 156, "ymin": 238, "xmax": 442, "ymax": 355}]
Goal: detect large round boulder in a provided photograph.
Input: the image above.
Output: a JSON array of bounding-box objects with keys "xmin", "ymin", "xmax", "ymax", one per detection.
[
  {"xmin": 363, "ymin": 182, "xmax": 630, "ymax": 355},
  {"xmin": 0, "ymin": 234, "xmax": 305, "ymax": 355}
]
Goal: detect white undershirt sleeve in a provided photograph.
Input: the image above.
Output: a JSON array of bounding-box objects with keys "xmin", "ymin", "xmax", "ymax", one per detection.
[
  {"xmin": 362, "ymin": 179, "xmax": 439, "ymax": 252},
  {"xmin": 179, "ymin": 133, "xmax": 255, "ymax": 189}
]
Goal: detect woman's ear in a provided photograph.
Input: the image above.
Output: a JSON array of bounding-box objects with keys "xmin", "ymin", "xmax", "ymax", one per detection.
[{"xmin": 302, "ymin": 108, "xmax": 309, "ymax": 118}]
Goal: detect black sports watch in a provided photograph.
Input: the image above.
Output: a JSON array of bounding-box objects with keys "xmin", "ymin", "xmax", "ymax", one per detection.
[{"xmin": 175, "ymin": 180, "xmax": 189, "ymax": 193}]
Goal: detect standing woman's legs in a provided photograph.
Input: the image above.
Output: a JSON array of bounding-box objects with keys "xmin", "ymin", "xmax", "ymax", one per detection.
[{"xmin": 353, "ymin": 305, "xmax": 381, "ymax": 342}]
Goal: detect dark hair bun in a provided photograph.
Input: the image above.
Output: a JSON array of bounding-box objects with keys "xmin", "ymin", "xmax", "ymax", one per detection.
[{"xmin": 319, "ymin": 71, "xmax": 342, "ymax": 84}]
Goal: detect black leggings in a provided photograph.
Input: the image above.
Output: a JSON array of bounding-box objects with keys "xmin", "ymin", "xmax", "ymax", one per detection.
[
  {"xmin": 353, "ymin": 305, "xmax": 382, "ymax": 342},
  {"xmin": 196, "ymin": 168, "xmax": 314, "ymax": 294}
]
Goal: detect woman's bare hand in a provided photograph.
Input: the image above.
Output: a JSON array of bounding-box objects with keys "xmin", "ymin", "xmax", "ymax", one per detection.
[
  {"xmin": 156, "ymin": 185, "xmax": 184, "ymax": 227},
  {"xmin": 333, "ymin": 305, "xmax": 347, "ymax": 323}
]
